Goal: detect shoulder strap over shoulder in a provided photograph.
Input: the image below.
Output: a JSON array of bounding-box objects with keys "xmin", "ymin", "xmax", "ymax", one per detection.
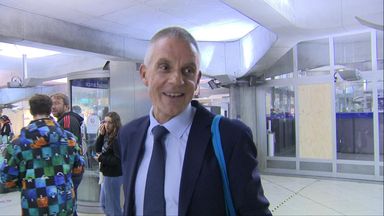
[{"xmin": 211, "ymin": 115, "xmax": 236, "ymax": 216}]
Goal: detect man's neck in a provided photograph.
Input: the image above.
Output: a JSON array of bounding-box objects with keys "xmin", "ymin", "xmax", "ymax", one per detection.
[
  {"xmin": 58, "ymin": 110, "xmax": 70, "ymax": 118},
  {"xmin": 34, "ymin": 114, "xmax": 50, "ymax": 120}
]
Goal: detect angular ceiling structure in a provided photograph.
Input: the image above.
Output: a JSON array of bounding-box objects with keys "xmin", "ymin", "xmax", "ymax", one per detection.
[{"xmin": 0, "ymin": 0, "xmax": 382, "ymax": 85}]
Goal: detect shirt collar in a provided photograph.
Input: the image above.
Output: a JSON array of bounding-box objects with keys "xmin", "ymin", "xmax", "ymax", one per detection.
[{"xmin": 149, "ymin": 104, "xmax": 195, "ymax": 139}]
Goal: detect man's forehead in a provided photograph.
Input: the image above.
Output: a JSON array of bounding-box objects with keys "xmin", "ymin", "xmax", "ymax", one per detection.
[
  {"xmin": 52, "ymin": 97, "xmax": 65, "ymax": 104},
  {"xmin": 149, "ymin": 38, "xmax": 200, "ymax": 62}
]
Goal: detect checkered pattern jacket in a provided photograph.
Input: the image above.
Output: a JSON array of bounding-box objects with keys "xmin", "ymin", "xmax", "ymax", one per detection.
[{"xmin": 0, "ymin": 117, "xmax": 85, "ymax": 216}]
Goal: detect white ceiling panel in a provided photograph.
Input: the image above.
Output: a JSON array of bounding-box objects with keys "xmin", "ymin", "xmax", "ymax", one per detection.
[
  {"xmin": 100, "ymin": 4, "xmax": 191, "ymax": 38},
  {"xmin": 294, "ymin": 0, "xmax": 343, "ymax": 29},
  {"xmin": 0, "ymin": 0, "xmax": 259, "ymax": 41},
  {"xmin": 294, "ymin": 0, "xmax": 383, "ymax": 29},
  {"xmin": 0, "ymin": 0, "xmax": 41, "ymax": 11},
  {"xmin": 101, "ymin": 4, "xmax": 175, "ymax": 26},
  {"xmin": 145, "ymin": 0, "xmax": 228, "ymax": 22},
  {"xmin": 143, "ymin": 0, "xmax": 258, "ymax": 37},
  {"xmin": 1, "ymin": 0, "xmax": 94, "ymax": 28},
  {"xmin": 80, "ymin": 17, "xmax": 140, "ymax": 38},
  {"xmin": 56, "ymin": 0, "xmax": 141, "ymax": 17}
]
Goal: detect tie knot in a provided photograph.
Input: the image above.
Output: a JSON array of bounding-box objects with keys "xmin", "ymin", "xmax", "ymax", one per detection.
[{"xmin": 152, "ymin": 125, "xmax": 169, "ymax": 142}]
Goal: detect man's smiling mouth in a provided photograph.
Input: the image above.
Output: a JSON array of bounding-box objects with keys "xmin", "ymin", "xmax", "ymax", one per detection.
[{"xmin": 164, "ymin": 92, "xmax": 184, "ymax": 97}]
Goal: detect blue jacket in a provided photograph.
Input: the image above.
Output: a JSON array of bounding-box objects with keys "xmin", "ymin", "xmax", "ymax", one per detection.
[{"xmin": 119, "ymin": 101, "xmax": 271, "ymax": 216}]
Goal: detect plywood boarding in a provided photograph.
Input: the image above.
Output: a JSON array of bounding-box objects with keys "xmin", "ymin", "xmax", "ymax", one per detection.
[{"xmin": 298, "ymin": 83, "xmax": 333, "ymax": 159}]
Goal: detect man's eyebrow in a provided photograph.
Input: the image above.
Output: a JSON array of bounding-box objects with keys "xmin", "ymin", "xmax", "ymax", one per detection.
[
  {"xmin": 183, "ymin": 62, "xmax": 197, "ymax": 69},
  {"xmin": 156, "ymin": 58, "xmax": 170, "ymax": 64}
]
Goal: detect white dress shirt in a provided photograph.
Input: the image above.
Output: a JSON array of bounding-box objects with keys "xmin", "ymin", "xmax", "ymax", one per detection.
[{"xmin": 135, "ymin": 104, "xmax": 196, "ymax": 215}]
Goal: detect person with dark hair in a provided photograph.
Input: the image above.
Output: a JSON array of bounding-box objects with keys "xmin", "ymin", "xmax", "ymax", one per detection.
[
  {"xmin": 50, "ymin": 93, "xmax": 84, "ymax": 216},
  {"xmin": 119, "ymin": 27, "xmax": 271, "ymax": 216},
  {"xmin": 0, "ymin": 115, "xmax": 13, "ymax": 144},
  {"xmin": 72, "ymin": 105, "xmax": 82, "ymax": 114},
  {"xmin": 94, "ymin": 111, "xmax": 123, "ymax": 215},
  {"xmin": 0, "ymin": 94, "xmax": 85, "ymax": 215},
  {"xmin": 51, "ymin": 93, "xmax": 84, "ymax": 147}
]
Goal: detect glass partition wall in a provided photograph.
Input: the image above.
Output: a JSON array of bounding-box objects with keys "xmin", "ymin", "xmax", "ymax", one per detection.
[
  {"xmin": 378, "ymin": 82, "xmax": 383, "ymax": 162},
  {"xmin": 335, "ymin": 80, "xmax": 374, "ymax": 161},
  {"xmin": 71, "ymin": 78, "xmax": 110, "ymax": 170},
  {"xmin": 377, "ymin": 31, "xmax": 384, "ymax": 163},
  {"xmin": 297, "ymin": 38, "xmax": 330, "ymax": 77},
  {"xmin": 261, "ymin": 30, "xmax": 383, "ymax": 180},
  {"xmin": 334, "ymin": 33, "xmax": 374, "ymax": 161},
  {"xmin": 69, "ymin": 76, "xmax": 110, "ymax": 212},
  {"xmin": 266, "ymin": 86, "xmax": 295, "ymax": 157}
]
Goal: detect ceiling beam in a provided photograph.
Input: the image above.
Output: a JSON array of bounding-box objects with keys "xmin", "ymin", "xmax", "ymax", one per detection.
[{"xmin": 0, "ymin": 5, "xmax": 147, "ymax": 61}]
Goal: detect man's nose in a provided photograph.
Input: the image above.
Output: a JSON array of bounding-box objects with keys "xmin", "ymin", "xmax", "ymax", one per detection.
[{"xmin": 169, "ymin": 71, "xmax": 184, "ymax": 85}]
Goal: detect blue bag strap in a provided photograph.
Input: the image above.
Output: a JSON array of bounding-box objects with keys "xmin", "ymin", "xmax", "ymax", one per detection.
[{"xmin": 211, "ymin": 115, "xmax": 236, "ymax": 216}]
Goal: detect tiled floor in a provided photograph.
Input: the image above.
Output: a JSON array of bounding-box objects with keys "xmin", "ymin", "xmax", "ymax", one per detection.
[
  {"xmin": 0, "ymin": 174, "xmax": 383, "ymax": 216},
  {"xmin": 262, "ymin": 175, "xmax": 383, "ymax": 215}
]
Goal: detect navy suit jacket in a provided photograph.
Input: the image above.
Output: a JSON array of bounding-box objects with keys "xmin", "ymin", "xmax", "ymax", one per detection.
[{"xmin": 119, "ymin": 101, "xmax": 271, "ymax": 216}]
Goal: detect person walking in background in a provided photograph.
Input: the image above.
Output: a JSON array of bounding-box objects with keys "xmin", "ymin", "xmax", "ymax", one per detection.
[
  {"xmin": 50, "ymin": 93, "xmax": 84, "ymax": 216},
  {"xmin": 0, "ymin": 94, "xmax": 85, "ymax": 215},
  {"xmin": 85, "ymin": 107, "xmax": 101, "ymax": 169},
  {"xmin": 72, "ymin": 105, "xmax": 88, "ymax": 155},
  {"xmin": 94, "ymin": 111, "xmax": 123, "ymax": 216},
  {"xmin": 118, "ymin": 26, "xmax": 271, "ymax": 216},
  {"xmin": 0, "ymin": 115, "xmax": 13, "ymax": 144}
]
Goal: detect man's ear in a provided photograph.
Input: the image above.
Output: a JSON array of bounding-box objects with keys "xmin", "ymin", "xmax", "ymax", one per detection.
[{"xmin": 139, "ymin": 64, "xmax": 149, "ymax": 86}]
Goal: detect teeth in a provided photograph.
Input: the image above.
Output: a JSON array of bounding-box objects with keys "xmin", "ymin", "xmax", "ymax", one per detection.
[{"xmin": 165, "ymin": 92, "xmax": 183, "ymax": 97}]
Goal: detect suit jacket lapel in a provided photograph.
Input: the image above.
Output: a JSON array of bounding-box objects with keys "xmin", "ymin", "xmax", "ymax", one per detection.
[
  {"xmin": 125, "ymin": 117, "xmax": 149, "ymax": 215},
  {"xmin": 179, "ymin": 102, "xmax": 214, "ymax": 216}
]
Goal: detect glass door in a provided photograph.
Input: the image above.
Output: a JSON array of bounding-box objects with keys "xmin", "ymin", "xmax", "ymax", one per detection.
[{"xmin": 70, "ymin": 77, "xmax": 109, "ymax": 209}]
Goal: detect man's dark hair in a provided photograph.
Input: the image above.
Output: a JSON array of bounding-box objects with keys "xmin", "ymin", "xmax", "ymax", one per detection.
[
  {"xmin": 72, "ymin": 105, "xmax": 82, "ymax": 114},
  {"xmin": 51, "ymin": 93, "xmax": 70, "ymax": 106},
  {"xmin": 29, "ymin": 94, "xmax": 53, "ymax": 116}
]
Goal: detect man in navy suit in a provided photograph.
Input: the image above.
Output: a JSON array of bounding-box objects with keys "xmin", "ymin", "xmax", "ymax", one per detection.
[{"xmin": 119, "ymin": 26, "xmax": 271, "ymax": 216}]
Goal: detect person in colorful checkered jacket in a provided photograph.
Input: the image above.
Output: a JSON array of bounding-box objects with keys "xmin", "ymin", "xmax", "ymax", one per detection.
[
  {"xmin": 0, "ymin": 94, "xmax": 85, "ymax": 216},
  {"xmin": 50, "ymin": 93, "xmax": 84, "ymax": 216}
]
